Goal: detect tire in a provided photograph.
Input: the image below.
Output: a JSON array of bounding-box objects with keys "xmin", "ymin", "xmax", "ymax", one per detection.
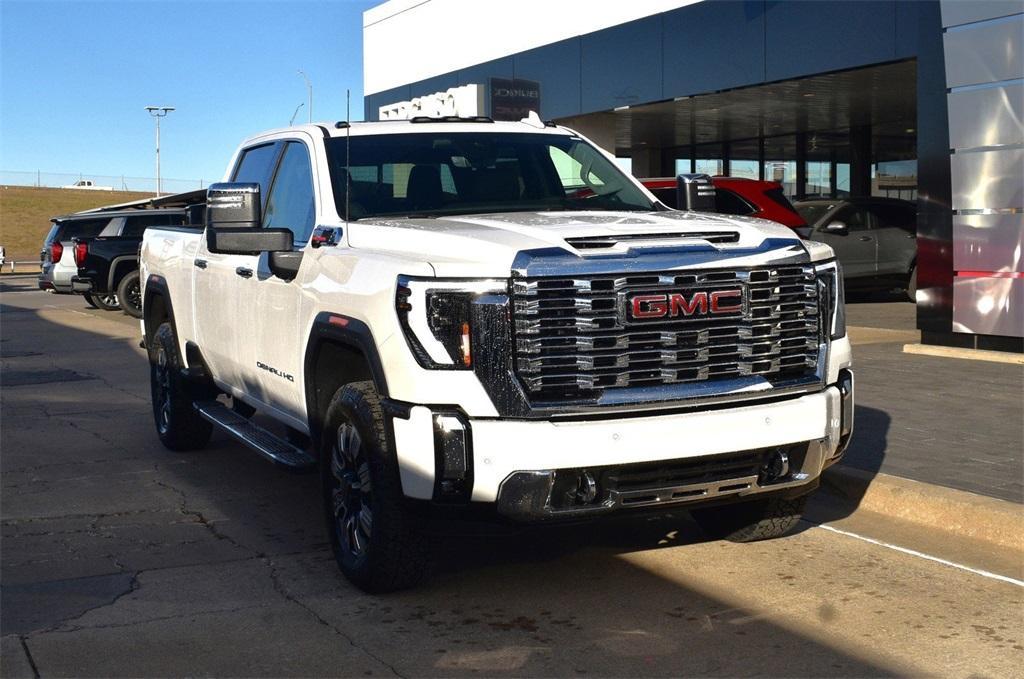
[
  {"xmin": 906, "ymin": 265, "xmax": 917, "ymax": 302},
  {"xmin": 321, "ymin": 381, "xmax": 428, "ymax": 593},
  {"xmin": 117, "ymin": 270, "xmax": 143, "ymax": 319},
  {"xmin": 92, "ymin": 292, "xmax": 120, "ymax": 311},
  {"xmin": 691, "ymin": 494, "xmax": 808, "ymax": 543},
  {"xmin": 149, "ymin": 322, "xmax": 213, "ymax": 451},
  {"xmin": 83, "ymin": 292, "xmax": 99, "ymax": 309}
]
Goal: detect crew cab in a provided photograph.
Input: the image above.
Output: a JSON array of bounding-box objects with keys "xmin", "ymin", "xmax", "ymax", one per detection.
[{"xmin": 140, "ymin": 117, "xmax": 853, "ymax": 592}]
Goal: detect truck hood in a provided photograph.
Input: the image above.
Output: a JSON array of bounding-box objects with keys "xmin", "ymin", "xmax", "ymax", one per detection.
[{"xmin": 346, "ymin": 210, "xmax": 808, "ymax": 277}]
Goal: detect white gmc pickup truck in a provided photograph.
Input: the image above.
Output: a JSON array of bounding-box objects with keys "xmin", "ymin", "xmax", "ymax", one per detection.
[{"xmin": 140, "ymin": 117, "xmax": 853, "ymax": 592}]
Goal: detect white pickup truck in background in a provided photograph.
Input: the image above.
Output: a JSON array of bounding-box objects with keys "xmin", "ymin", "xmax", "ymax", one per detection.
[{"xmin": 139, "ymin": 117, "xmax": 853, "ymax": 592}]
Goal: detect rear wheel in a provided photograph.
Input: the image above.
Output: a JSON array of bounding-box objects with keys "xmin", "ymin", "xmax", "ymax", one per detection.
[
  {"xmin": 691, "ymin": 494, "xmax": 808, "ymax": 542},
  {"xmin": 321, "ymin": 381, "xmax": 428, "ymax": 593},
  {"xmin": 149, "ymin": 322, "xmax": 213, "ymax": 451},
  {"xmin": 91, "ymin": 292, "xmax": 120, "ymax": 311},
  {"xmin": 117, "ymin": 270, "xmax": 143, "ymax": 319}
]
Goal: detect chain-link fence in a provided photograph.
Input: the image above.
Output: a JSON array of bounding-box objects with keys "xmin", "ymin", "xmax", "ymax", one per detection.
[{"xmin": 0, "ymin": 170, "xmax": 208, "ymax": 195}]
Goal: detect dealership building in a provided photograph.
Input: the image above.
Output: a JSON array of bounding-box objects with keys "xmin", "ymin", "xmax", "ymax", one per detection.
[{"xmin": 363, "ymin": 0, "xmax": 1023, "ymax": 351}]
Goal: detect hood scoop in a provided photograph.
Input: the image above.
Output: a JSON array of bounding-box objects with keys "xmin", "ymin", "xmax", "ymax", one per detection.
[{"xmin": 565, "ymin": 231, "xmax": 740, "ymax": 250}]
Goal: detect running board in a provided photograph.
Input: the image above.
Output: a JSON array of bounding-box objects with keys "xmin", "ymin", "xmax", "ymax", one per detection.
[{"xmin": 195, "ymin": 401, "xmax": 316, "ymax": 471}]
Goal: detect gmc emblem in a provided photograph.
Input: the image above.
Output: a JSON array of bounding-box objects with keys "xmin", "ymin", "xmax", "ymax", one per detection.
[{"xmin": 628, "ymin": 289, "xmax": 744, "ymax": 320}]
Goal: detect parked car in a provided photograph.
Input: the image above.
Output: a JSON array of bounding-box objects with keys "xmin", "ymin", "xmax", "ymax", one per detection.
[
  {"xmin": 39, "ymin": 213, "xmax": 122, "ymax": 309},
  {"xmin": 794, "ymin": 197, "xmax": 917, "ymax": 299},
  {"xmin": 641, "ymin": 177, "xmax": 810, "ymax": 236},
  {"xmin": 71, "ymin": 207, "xmax": 192, "ymax": 317},
  {"xmin": 140, "ymin": 118, "xmax": 852, "ymax": 592}
]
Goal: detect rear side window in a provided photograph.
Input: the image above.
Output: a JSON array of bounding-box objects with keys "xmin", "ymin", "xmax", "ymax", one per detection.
[
  {"xmin": 714, "ymin": 188, "xmax": 755, "ymax": 216},
  {"xmin": 231, "ymin": 143, "xmax": 280, "ymax": 204},
  {"xmin": 870, "ymin": 204, "xmax": 916, "ymax": 234},
  {"xmin": 122, "ymin": 213, "xmax": 186, "ymax": 237},
  {"xmin": 55, "ymin": 218, "xmax": 112, "ymax": 241}
]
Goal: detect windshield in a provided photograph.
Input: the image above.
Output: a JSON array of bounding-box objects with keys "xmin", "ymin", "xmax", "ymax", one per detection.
[
  {"xmin": 325, "ymin": 132, "xmax": 655, "ymax": 219},
  {"xmin": 794, "ymin": 203, "xmax": 837, "ymax": 227}
]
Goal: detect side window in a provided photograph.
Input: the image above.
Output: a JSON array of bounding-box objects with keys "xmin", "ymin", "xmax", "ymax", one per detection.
[
  {"xmin": 231, "ymin": 143, "xmax": 280, "ymax": 203},
  {"xmin": 871, "ymin": 204, "xmax": 916, "ymax": 234},
  {"xmin": 714, "ymin": 188, "xmax": 755, "ymax": 216},
  {"xmin": 123, "ymin": 213, "xmax": 185, "ymax": 237},
  {"xmin": 263, "ymin": 142, "xmax": 316, "ymax": 244},
  {"xmin": 838, "ymin": 207, "xmax": 871, "ymax": 231}
]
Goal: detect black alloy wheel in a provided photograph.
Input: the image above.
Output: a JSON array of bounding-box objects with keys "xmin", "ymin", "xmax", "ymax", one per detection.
[
  {"xmin": 329, "ymin": 422, "xmax": 374, "ymax": 559},
  {"xmin": 153, "ymin": 343, "xmax": 173, "ymax": 437},
  {"xmin": 118, "ymin": 271, "xmax": 143, "ymax": 318}
]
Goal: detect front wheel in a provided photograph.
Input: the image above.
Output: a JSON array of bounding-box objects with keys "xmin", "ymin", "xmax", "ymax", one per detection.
[
  {"xmin": 321, "ymin": 381, "xmax": 428, "ymax": 593},
  {"xmin": 691, "ymin": 494, "xmax": 808, "ymax": 542},
  {"xmin": 117, "ymin": 270, "xmax": 143, "ymax": 319},
  {"xmin": 149, "ymin": 322, "xmax": 213, "ymax": 451}
]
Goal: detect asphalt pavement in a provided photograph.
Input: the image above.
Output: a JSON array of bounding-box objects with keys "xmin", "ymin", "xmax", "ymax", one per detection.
[{"xmin": 2, "ymin": 275, "xmax": 1022, "ymax": 677}]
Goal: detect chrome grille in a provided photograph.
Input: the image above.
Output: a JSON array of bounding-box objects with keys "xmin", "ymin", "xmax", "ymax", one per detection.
[{"xmin": 511, "ymin": 265, "xmax": 821, "ymax": 400}]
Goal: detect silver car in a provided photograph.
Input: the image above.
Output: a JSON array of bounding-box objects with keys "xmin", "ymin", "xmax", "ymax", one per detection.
[{"xmin": 795, "ymin": 197, "xmax": 917, "ymax": 299}]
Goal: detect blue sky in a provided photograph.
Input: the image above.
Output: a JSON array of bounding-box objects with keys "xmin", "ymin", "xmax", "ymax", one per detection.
[{"xmin": 1, "ymin": 0, "xmax": 374, "ymax": 183}]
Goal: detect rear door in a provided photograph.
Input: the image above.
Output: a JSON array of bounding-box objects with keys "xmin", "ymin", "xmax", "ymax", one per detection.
[
  {"xmin": 869, "ymin": 202, "xmax": 917, "ymax": 277},
  {"xmin": 194, "ymin": 142, "xmax": 282, "ymax": 392},
  {"xmin": 812, "ymin": 205, "xmax": 876, "ymax": 278}
]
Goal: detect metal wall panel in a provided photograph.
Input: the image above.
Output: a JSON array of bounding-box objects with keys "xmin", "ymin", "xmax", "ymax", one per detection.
[
  {"xmin": 947, "ymin": 82, "xmax": 1024, "ymax": 150},
  {"xmin": 364, "ymin": 85, "xmax": 411, "ymax": 121},
  {"xmin": 950, "ymin": 148, "xmax": 1024, "ymax": 211},
  {"xmin": 953, "ymin": 213, "xmax": 1024, "ymax": 272},
  {"xmin": 458, "ymin": 58, "xmax": 514, "ymax": 88},
  {"xmin": 941, "ymin": 0, "xmax": 1024, "ymax": 27},
  {"xmin": 765, "ymin": 1, "xmax": 897, "ymax": 82},
  {"xmin": 661, "ymin": 0, "xmax": 765, "ymax": 98},
  {"xmin": 943, "ymin": 14, "xmax": 1024, "ymax": 88},
  {"xmin": 580, "ymin": 15, "xmax": 663, "ymax": 114},
  {"xmin": 512, "ymin": 38, "xmax": 581, "ymax": 121},
  {"xmin": 953, "ymin": 277, "xmax": 1024, "ymax": 336}
]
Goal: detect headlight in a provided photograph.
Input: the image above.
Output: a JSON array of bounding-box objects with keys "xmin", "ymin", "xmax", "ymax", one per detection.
[
  {"xmin": 815, "ymin": 260, "xmax": 846, "ymax": 340},
  {"xmin": 396, "ymin": 276, "xmax": 505, "ymax": 369}
]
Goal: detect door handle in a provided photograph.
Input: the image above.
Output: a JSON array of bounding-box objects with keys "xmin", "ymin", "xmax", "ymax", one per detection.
[
  {"xmin": 194, "ymin": 259, "xmax": 208, "ymax": 269},
  {"xmin": 858, "ymin": 236, "xmax": 872, "ymax": 242},
  {"xmin": 235, "ymin": 267, "xmax": 253, "ymax": 278}
]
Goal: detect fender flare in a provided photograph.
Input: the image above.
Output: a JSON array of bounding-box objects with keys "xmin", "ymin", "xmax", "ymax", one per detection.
[
  {"xmin": 142, "ymin": 274, "xmax": 179, "ymax": 349},
  {"xmin": 107, "ymin": 255, "xmax": 139, "ymax": 291},
  {"xmin": 303, "ymin": 312, "xmax": 390, "ymax": 435}
]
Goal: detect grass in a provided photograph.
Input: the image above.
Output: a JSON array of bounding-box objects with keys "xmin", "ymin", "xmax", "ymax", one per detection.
[{"xmin": 0, "ymin": 185, "xmax": 155, "ymax": 262}]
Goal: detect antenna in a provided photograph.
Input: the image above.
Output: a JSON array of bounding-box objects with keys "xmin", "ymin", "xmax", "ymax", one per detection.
[{"xmin": 345, "ymin": 89, "xmax": 351, "ymax": 223}]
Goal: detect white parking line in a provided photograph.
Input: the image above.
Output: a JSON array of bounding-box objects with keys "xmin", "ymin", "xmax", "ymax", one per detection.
[{"xmin": 814, "ymin": 523, "xmax": 1024, "ymax": 588}]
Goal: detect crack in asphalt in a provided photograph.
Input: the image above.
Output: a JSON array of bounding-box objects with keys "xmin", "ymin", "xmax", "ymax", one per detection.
[
  {"xmin": 150, "ymin": 478, "xmax": 255, "ymax": 555},
  {"xmin": 266, "ymin": 558, "xmax": 406, "ymax": 678},
  {"xmin": 19, "ymin": 636, "xmax": 41, "ymax": 679},
  {"xmin": 31, "ymin": 572, "xmax": 141, "ymax": 637}
]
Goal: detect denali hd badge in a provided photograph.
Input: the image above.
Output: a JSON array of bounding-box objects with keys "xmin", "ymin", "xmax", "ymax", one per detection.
[{"xmin": 627, "ymin": 288, "xmax": 744, "ymax": 321}]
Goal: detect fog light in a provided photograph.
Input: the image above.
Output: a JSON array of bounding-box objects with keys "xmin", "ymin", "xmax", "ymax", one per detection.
[
  {"xmin": 432, "ymin": 412, "xmax": 472, "ymax": 502},
  {"xmin": 760, "ymin": 449, "xmax": 790, "ymax": 484}
]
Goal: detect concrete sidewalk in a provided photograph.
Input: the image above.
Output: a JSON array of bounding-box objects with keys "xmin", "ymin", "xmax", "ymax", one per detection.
[{"xmin": 842, "ymin": 297, "xmax": 1023, "ymax": 504}]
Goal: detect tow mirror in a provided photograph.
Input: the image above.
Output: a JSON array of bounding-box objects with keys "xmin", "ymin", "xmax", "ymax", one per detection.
[
  {"xmin": 822, "ymin": 221, "xmax": 849, "ymax": 235},
  {"xmin": 676, "ymin": 174, "xmax": 716, "ymax": 212},
  {"xmin": 205, "ymin": 182, "xmax": 293, "ymax": 255}
]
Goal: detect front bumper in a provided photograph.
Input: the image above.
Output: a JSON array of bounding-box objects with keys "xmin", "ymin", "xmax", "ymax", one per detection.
[{"xmin": 389, "ymin": 371, "xmax": 854, "ymax": 521}]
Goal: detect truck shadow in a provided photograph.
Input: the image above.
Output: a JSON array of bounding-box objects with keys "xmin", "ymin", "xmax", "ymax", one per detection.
[{"xmin": 1, "ymin": 283, "xmax": 902, "ymax": 676}]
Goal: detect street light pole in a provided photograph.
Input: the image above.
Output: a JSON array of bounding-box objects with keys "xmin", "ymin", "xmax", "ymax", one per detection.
[
  {"xmin": 290, "ymin": 102, "xmax": 305, "ymax": 126},
  {"xmin": 297, "ymin": 70, "xmax": 312, "ymax": 123},
  {"xmin": 145, "ymin": 106, "xmax": 175, "ymax": 197}
]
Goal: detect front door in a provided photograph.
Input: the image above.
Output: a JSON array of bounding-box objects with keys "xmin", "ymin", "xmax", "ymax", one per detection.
[{"xmin": 813, "ymin": 205, "xmax": 876, "ymax": 279}]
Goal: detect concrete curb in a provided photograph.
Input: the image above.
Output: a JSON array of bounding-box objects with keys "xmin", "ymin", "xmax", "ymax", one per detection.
[
  {"xmin": 903, "ymin": 342, "xmax": 1024, "ymax": 365},
  {"xmin": 819, "ymin": 465, "xmax": 1024, "ymax": 552}
]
